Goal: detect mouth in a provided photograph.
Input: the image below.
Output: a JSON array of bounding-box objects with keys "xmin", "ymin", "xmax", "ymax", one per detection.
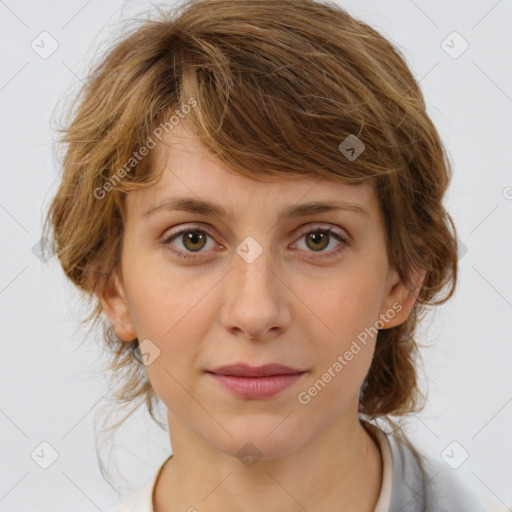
[
  {"xmin": 208, "ymin": 363, "xmax": 305, "ymax": 377},
  {"xmin": 206, "ymin": 363, "xmax": 307, "ymax": 399}
]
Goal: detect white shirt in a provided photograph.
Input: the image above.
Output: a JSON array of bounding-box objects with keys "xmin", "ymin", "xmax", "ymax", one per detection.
[{"xmin": 110, "ymin": 426, "xmax": 504, "ymax": 512}]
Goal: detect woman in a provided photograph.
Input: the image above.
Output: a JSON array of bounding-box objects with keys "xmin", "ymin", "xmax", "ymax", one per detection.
[{"xmin": 43, "ymin": 0, "xmax": 503, "ymax": 510}]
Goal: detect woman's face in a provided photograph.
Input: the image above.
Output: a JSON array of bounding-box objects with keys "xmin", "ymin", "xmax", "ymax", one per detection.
[{"xmin": 100, "ymin": 123, "xmax": 421, "ymax": 460}]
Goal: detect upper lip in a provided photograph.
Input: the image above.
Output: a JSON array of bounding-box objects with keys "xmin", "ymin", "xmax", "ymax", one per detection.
[{"xmin": 207, "ymin": 363, "xmax": 306, "ymax": 377}]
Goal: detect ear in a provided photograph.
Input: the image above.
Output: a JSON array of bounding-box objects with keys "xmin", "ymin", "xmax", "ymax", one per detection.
[
  {"xmin": 96, "ymin": 271, "xmax": 137, "ymax": 342},
  {"xmin": 378, "ymin": 263, "xmax": 427, "ymax": 330}
]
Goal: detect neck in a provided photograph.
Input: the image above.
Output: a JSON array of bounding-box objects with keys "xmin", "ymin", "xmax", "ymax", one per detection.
[{"xmin": 153, "ymin": 408, "xmax": 383, "ymax": 511}]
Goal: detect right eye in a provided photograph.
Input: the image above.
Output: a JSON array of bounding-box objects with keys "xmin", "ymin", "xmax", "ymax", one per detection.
[{"xmin": 162, "ymin": 226, "xmax": 218, "ymax": 260}]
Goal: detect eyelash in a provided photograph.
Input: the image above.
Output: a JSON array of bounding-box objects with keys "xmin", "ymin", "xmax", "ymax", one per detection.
[{"xmin": 161, "ymin": 224, "xmax": 349, "ymax": 261}]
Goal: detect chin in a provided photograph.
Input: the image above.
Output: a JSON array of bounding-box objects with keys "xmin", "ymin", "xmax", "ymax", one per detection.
[{"xmin": 211, "ymin": 413, "xmax": 310, "ymax": 462}]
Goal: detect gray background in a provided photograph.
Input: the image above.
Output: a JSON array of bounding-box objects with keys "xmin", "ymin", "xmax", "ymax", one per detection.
[{"xmin": 1, "ymin": 0, "xmax": 511, "ymax": 510}]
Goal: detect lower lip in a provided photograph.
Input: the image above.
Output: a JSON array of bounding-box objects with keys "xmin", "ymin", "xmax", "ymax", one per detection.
[{"xmin": 208, "ymin": 372, "xmax": 306, "ymax": 399}]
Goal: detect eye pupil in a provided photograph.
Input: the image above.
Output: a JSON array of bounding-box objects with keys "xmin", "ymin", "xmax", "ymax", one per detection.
[
  {"xmin": 306, "ymin": 231, "xmax": 329, "ymax": 251},
  {"xmin": 183, "ymin": 231, "xmax": 207, "ymax": 251}
]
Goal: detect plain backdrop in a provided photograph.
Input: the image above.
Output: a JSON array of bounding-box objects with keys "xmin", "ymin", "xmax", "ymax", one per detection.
[{"xmin": 1, "ymin": 0, "xmax": 511, "ymax": 510}]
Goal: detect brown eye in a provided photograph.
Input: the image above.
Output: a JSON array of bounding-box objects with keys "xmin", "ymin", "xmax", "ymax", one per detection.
[
  {"xmin": 305, "ymin": 230, "xmax": 330, "ymax": 251},
  {"xmin": 162, "ymin": 227, "xmax": 216, "ymax": 260},
  {"xmin": 293, "ymin": 226, "xmax": 348, "ymax": 260},
  {"xmin": 181, "ymin": 231, "xmax": 208, "ymax": 252}
]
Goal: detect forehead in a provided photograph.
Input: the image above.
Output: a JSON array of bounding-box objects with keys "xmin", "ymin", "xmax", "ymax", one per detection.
[{"xmin": 124, "ymin": 123, "xmax": 378, "ymax": 222}]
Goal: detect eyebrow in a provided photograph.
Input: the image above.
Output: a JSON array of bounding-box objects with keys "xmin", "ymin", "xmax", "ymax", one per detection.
[{"xmin": 142, "ymin": 196, "xmax": 370, "ymax": 221}]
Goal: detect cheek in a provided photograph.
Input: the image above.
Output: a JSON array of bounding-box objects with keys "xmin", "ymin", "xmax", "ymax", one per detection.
[
  {"xmin": 127, "ymin": 277, "xmax": 219, "ymax": 405},
  {"xmin": 125, "ymin": 249, "xmax": 215, "ymax": 342},
  {"xmin": 293, "ymin": 270, "xmax": 384, "ymax": 405},
  {"xmin": 300, "ymin": 267, "xmax": 384, "ymax": 351},
  {"xmin": 138, "ymin": 311, "xmax": 210, "ymax": 420}
]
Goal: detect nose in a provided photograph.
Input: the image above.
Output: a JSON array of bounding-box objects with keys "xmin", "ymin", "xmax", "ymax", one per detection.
[{"xmin": 219, "ymin": 238, "xmax": 291, "ymax": 341}]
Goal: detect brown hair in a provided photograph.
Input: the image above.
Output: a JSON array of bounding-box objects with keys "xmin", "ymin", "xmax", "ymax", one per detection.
[{"xmin": 43, "ymin": 0, "xmax": 458, "ymax": 485}]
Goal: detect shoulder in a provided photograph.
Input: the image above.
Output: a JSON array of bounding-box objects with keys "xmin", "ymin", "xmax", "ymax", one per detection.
[
  {"xmin": 381, "ymin": 430, "xmax": 505, "ymax": 512},
  {"xmin": 108, "ymin": 479, "xmax": 154, "ymax": 512},
  {"xmin": 108, "ymin": 456, "xmax": 171, "ymax": 512}
]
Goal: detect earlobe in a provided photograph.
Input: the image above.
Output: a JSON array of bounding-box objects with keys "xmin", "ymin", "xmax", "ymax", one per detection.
[
  {"xmin": 379, "ymin": 265, "xmax": 427, "ymax": 330},
  {"xmin": 96, "ymin": 271, "xmax": 137, "ymax": 342}
]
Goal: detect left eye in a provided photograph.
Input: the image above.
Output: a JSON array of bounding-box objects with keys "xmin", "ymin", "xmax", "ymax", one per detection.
[
  {"xmin": 162, "ymin": 225, "xmax": 347, "ymax": 260},
  {"xmin": 293, "ymin": 226, "xmax": 346, "ymax": 256}
]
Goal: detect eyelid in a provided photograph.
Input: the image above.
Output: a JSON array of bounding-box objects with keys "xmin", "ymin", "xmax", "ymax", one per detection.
[
  {"xmin": 295, "ymin": 223, "xmax": 346, "ymax": 238},
  {"xmin": 161, "ymin": 224, "xmax": 220, "ymax": 250},
  {"xmin": 290, "ymin": 224, "xmax": 348, "ymax": 256}
]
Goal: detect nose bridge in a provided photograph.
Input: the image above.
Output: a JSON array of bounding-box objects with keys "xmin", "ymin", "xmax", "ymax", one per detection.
[
  {"xmin": 220, "ymin": 234, "xmax": 289, "ymax": 339},
  {"xmin": 233, "ymin": 234, "xmax": 275, "ymax": 295}
]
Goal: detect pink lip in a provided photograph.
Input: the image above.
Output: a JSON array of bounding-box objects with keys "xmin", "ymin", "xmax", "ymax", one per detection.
[{"xmin": 206, "ymin": 364, "xmax": 307, "ymax": 399}]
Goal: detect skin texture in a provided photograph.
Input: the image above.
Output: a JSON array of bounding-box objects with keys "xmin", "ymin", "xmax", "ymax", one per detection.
[{"xmin": 99, "ymin": 122, "xmax": 425, "ymax": 511}]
